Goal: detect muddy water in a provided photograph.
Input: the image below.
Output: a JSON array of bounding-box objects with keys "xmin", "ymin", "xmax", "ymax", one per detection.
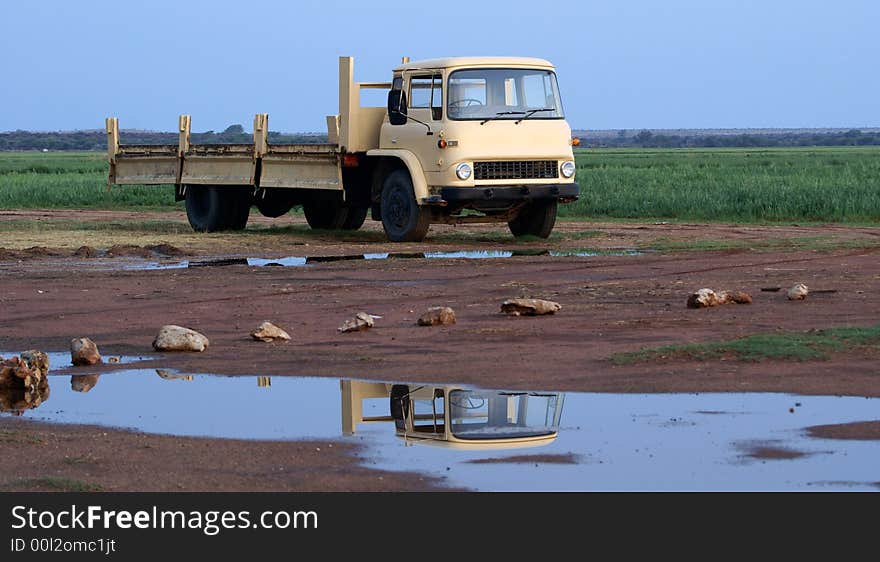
[
  {"xmin": 114, "ymin": 249, "xmax": 640, "ymax": 270},
  {"xmin": 1, "ymin": 367, "xmax": 877, "ymax": 491}
]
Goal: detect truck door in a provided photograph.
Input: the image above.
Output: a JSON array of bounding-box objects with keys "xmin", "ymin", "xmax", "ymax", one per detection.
[{"xmin": 397, "ymin": 72, "xmax": 444, "ymax": 183}]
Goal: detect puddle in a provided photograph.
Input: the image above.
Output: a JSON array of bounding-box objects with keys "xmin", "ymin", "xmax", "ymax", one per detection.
[
  {"xmin": 1, "ymin": 369, "xmax": 877, "ymax": 491},
  {"xmin": 114, "ymin": 249, "xmax": 640, "ymax": 270},
  {"xmin": 0, "ymin": 351, "xmax": 148, "ymax": 371}
]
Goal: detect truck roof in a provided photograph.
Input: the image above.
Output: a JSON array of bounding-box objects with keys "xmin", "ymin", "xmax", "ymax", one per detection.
[{"xmin": 394, "ymin": 56, "xmax": 555, "ymax": 72}]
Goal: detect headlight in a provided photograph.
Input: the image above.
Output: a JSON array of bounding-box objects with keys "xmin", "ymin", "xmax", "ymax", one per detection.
[
  {"xmin": 560, "ymin": 161, "xmax": 576, "ymax": 178},
  {"xmin": 455, "ymin": 163, "xmax": 472, "ymax": 181}
]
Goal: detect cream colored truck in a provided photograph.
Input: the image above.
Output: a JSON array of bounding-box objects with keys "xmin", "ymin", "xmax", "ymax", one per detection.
[
  {"xmin": 106, "ymin": 56, "xmax": 579, "ymax": 242},
  {"xmin": 341, "ymin": 380, "xmax": 565, "ymax": 450}
]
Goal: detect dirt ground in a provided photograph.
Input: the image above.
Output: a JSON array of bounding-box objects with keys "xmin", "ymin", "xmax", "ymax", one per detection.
[{"xmin": 1, "ymin": 209, "xmax": 878, "ymax": 491}]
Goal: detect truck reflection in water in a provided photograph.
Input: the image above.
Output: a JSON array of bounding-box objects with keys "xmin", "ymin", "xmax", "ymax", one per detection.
[{"xmin": 341, "ymin": 380, "xmax": 565, "ymax": 450}]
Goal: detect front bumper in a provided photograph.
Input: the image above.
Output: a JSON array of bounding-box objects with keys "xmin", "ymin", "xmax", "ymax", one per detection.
[{"xmin": 435, "ymin": 183, "xmax": 579, "ymax": 204}]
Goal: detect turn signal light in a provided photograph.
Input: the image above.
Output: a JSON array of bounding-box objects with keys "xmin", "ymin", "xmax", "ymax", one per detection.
[
  {"xmin": 342, "ymin": 154, "xmax": 359, "ymax": 167},
  {"xmin": 571, "ymin": 137, "xmax": 581, "ymax": 146}
]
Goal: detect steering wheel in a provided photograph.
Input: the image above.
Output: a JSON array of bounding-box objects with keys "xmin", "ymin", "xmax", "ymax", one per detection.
[
  {"xmin": 450, "ymin": 394, "xmax": 486, "ymax": 410},
  {"xmin": 449, "ymin": 98, "xmax": 484, "ymax": 108}
]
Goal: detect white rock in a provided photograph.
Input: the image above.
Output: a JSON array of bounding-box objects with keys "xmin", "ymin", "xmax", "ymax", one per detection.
[
  {"xmin": 787, "ymin": 283, "xmax": 809, "ymax": 300},
  {"xmin": 338, "ymin": 312, "xmax": 375, "ymax": 333},
  {"xmin": 501, "ymin": 298, "xmax": 562, "ymax": 316},
  {"xmin": 251, "ymin": 321, "xmax": 291, "ymax": 342},
  {"xmin": 70, "ymin": 337, "xmax": 102, "ymax": 366},
  {"xmin": 417, "ymin": 306, "xmax": 456, "ymax": 326},
  {"xmin": 687, "ymin": 288, "xmax": 720, "ymax": 308},
  {"xmin": 152, "ymin": 325, "xmax": 209, "ymax": 352}
]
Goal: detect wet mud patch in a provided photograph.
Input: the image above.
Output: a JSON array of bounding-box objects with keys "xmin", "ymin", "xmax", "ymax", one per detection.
[
  {"xmin": 806, "ymin": 420, "xmax": 880, "ymax": 441},
  {"xmin": 0, "ymin": 246, "xmax": 68, "ymax": 260},
  {"xmin": 1, "ymin": 244, "xmax": 187, "ymax": 261},
  {"xmin": 737, "ymin": 441, "xmax": 812, "ymax": 460},
  {"xmin": 107, "ymin": 244, "xmax": 185, "ymax": 258}
]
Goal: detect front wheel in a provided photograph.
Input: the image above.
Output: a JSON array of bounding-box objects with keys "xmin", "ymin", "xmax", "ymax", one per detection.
[
  {"xmin": 507, "ymin": 199, "xmax": 558, "ymax": 238},
  {"xmin": 380, "ymin": 170, "xmax": 430, "ymax": 242}
]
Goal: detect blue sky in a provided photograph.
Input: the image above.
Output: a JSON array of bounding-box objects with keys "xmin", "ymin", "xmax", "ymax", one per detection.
[{"xmin": 1, "ymin": 0, "xmax": 877, "ymax": 132}]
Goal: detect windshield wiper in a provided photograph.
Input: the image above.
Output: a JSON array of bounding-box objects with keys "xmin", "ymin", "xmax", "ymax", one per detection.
[
  {"xmin": 515, "ymin": 108, "xmax": 555, "ymax": 124},
  {"xmin": 480, "ymin": 111, "xmax": 525, "ymax": 125}
]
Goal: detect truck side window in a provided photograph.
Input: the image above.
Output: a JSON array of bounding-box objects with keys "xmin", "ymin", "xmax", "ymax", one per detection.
[
  {"xmin": 409, "ymin": 74, "xmax": 443, "ymax": 121},
  {"xmin": 409, "ymin": 76, "xmax": 433, "ymax": 109}
]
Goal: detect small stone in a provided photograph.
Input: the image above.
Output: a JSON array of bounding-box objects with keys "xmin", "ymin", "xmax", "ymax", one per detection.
[
  {"xmin": 417, "ymin": 306, "xmax": 456, "ymax": 326},
  {"xmin": 687, "ymin": 288, "xmax": 719, "ymax": 308},
  {"xmin": 787, "ymin": 283, "xmax": 809, "ymax": 301},
  {"xmin": 152, "ymin": 325, "xmax": 209, "ymax": 352},
  {"xmin": 251, "ymin": 321, "xmax": 291, "ymax": 342},
  {"xmin": 338, "ymin": 312, "xmax": 375, "ymax": 333},
  {"xmin": 716, "ymin": 291, "xmax": 753, "ymax": 305},
  {"xmin": 72, "ymin": 245, "xmax": 98, "ymax": 258},
  {"xmin": 730, "ymin": 291, "xmax": 753, "ymax": 304},
  {"xmin": 501, "ymin": 298, "xmax": 562, "ymax": 316},
  {"xmin": 70, "ymin": 374, "xmax": 100, "ymax": 393},
  {"xmin": 155, "ymin": 369, "xmax": 192, "ymax": 381},
  {"xmin": 20, "ymin": 350, "xmax": 49, "ymax": 377},
  {"xmin": 70, "ymin": 337, "xmax": 102, "ymax": 366}
]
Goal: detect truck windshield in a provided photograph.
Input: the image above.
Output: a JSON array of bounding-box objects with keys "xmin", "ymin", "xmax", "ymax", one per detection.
[
  {"xmin": 447, "ymin": 68, "xmax": 564, "ymax": 122},
  {"xmin": 449, "ymin": 390, "xmax": 565, "ymax": 440}
]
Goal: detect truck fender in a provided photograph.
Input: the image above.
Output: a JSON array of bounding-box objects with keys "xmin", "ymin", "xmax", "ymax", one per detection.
[{"xmin": 366, "ymin": 149, "xmax": 430, "ymax": 202}]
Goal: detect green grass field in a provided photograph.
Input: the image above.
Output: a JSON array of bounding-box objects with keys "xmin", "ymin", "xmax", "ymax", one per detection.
[
  {"xmin": 0, "ymin": 151, "xmax": 174, "ymax": 210},
  {"xmin": 565, "ymin": 146, "xmax": 880, "ymax": 222},
  {"xmin": 1, "ymin": 147, "xmax": 878, "ymax": 222}
]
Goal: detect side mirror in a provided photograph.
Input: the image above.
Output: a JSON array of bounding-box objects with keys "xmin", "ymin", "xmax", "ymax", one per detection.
[{"xmin": 388, "ymin": 89, "xmax": 407, "ymax": 126}]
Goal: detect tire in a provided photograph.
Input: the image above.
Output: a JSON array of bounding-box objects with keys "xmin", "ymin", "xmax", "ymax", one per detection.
[
  {"xmin": 380, "ymin": 170, "xmax": 430, "ymax": 242},
  {"xmin": 390, "ymin": 384, "xmax": 410, "ymax": 431},
  {"xmin": 303, "ymin": 198, "xmax": 349, "ymax": 230},
  {"xmin": 507, "ymin": 199, "xmax": 558, "ymax": 238},
  {"xmin": 225, "ymin": 187, "xmax": 252, "ymax": 231},
  {"xmin": 341, "ymin": 206, "xmax": 368, "ymax": 230},
  {"xmin": 185, "ymin": 185, "xmax": 250, "ymax": 232},
  {"xmin": 255, "ymin": 189, "xmax": 295, "ymax": 218}
]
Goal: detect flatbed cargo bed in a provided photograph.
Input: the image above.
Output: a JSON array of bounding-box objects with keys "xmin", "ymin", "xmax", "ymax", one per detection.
[{"xmin": 107, "ymin": 115, "xmax": 342, "ymax": 191}]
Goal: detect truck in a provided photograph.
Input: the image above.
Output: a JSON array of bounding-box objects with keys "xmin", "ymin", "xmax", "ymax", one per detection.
[
  {"xmin": 341, "ymin": 380, "xmax": 566, "ymax": 450},
  {"xmin": 106, "ymin": 56, "xmax": 579, "ymax": 242}
]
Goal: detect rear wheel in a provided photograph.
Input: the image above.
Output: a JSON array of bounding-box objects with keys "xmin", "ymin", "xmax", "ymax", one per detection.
[
  {"xmin": 255, "ymin": 189, "xmax": 295, "ymax": 218},
  {"xmin": 507, "ymin": 199, "xmax": 558, "ymax": 238},
  {"xmin": 380, "ymin": 170, "xmax": 430, "ymax": 242},
  {"xmin": 341, "ymin": 206, "xmax": 368, "ymax": 230},
  {"xmin": 303, "ymin": 195, "xmax": 349, "ymax": 230},
  {"xmin": 225, "ymin": 187, "xmax": 252, "ymax": 231},
  {"xmin": 185, "ymin": 185, "xmax": 251, "ymax": 232}
]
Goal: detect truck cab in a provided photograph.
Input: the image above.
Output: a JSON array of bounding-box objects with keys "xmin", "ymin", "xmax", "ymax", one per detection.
[{"xmin": 373, "ymin": 57, "xmax": 579, "ymax": 241}]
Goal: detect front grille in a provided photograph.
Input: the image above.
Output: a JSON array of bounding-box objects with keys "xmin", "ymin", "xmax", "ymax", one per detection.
[{"xmin": 474, "ymin": 160, "xmax": 558, "ymax": 181}]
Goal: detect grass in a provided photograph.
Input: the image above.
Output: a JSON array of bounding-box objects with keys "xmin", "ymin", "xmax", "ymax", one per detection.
[
  {"xmin": 0, "ymin": 151, "xmax": 175, "ymax": 210},
  {"xmin": 1, "ymin": 147, "xmax": 879, "ymax": 223},
  {"xmin": 643, "ymin": 235, "xmax": 880, "ymax": 253},
  {"xmin": 611, "ymin": 324, "xmax": 880, "ymax": 364},
  {"xmin": 564, "ymin": 146, "xmax": 880, "ymax": 223}
]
